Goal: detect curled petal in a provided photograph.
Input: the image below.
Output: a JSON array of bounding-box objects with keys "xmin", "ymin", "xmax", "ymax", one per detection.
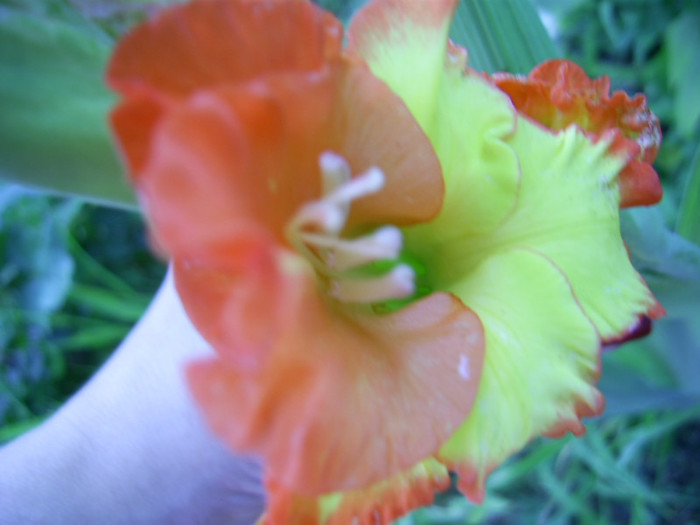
[
  {"xmin": 173, "ymin": 235, "xmax": 294, "ymax": 371},
  {"xmin": 261, "ymin": 458, "xmax": 451, "ymax": 525},
  {"xmin": 133, "ymin": 66, "xmax": 443, "ymax": 258},
  {"xmin": 349, "ymin": 1, "xmax": 520, "ymax": 236},
  {"xmin": 132, "ymin": 78, "xmax": 327, "ymax": 255},
  {"xmin": 618, "ymin": 159, "xmax": 664, "ymax": 208},
  {"xmin": 110, "ymin": 95, "xmax": 163, "ymax": 177},
  {"xmin": 347, "ymin": 0, "xmax": 460, "ymax": 129},
  {"xmin": 492, "ymin": 59, "xmax": 662, "ymax": 207},
  {"xmin": 439, "ymin": 249, "xmax": 603, "ymax": 502},
  {"xmin": 108, "ymin": 0, "xmax": 344, "ymax": 187},
  {"xmin": 185, "ymin": 259, "xmax": 484, "ymax": 495},
  {"xmin": 432, "ymin": 119, "xmax": 657, "ymax": 341},
  {"xmin": 337, "ymin": 63, "xmax": 444, "ymax": 228},
  {"xmin": 107, "ymin": 0, "xmax": 343, "ymax": 100},
  {"xmin": 602, "ymin": 315, "xmax": 652, "ymax": 349}
]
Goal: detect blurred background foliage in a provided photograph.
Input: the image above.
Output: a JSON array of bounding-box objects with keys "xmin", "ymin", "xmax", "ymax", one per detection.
[{"xmin": 0, "ymin": 0, "xmax": 699, "ymax": 523}]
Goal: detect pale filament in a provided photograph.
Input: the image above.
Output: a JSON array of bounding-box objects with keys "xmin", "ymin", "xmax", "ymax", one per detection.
[{"xmin": 285, "ymin": 151, "xmax": 416, "ymax": 304}]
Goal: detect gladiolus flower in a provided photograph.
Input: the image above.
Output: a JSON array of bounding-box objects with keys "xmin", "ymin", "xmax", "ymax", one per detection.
[{"xmin": 107, "ymin": 0, "xmax": 663, "ymax": 523}]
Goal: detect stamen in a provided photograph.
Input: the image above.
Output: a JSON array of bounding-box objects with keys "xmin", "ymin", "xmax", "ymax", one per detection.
[
  {"xmin": 325, "ymin": 166, "xmax": 385, "ymax": 206},
  {"xmin": 330, "ymin": 264, "xmax": 416, "ymax": 303},
  {"xmin": 319, "ymin": 151, "xmax": 352, "ymax": 194},
  {"xmin": 292, "ymin": 201, "xmax": 346, "ymax": 235},
  {"xmin": 300, "ymin": 226, "xmax": 402, "ymax": 272},
  {"xmin": 286, "ymin": 151, "xmax": 417, "ymax": 305}
]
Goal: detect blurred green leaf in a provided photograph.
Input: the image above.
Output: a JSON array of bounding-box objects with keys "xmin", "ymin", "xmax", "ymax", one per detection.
[
  {"xmin": 615, "ymin": 207, "xmax": 700, "ymax": 403},
  {"xmin": 676, "ymin": 141, "xmax": 700, "ymax": 244},
  {"xmin": 0, "ymin": 7, "xmax": 136, "ymax": 208},
  {"xmin": 600, "ymin": 350, "xmax": 699, "ymax": 415},
  {"xmin": 665, "ymin": 10, "xmax": 700, "ymax": 137},
  {"xmin": 450, "ymin": 0, "xmax": 560, "ymax": 73},
  {"xmin": 621, "ymin": 207, "xmax": 700, "ymax": 282},
  {"xmin": 67, "ymin": 283, "xmax": 149, "ymax": 323},
  {"xmin": 0, "ymin": 184, "xmax": 81, "ymax": 314}
]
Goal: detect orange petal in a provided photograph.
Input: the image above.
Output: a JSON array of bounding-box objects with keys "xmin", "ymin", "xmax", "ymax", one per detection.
[
  {"xmin": 173, "ymin": 235, "xmax": 295, "ymax": 371},
  {"xmin": 109, "ymin": 0, "xmax": 445, "ymax": 254},
  {"xmin": 262, "ymin": 458, "xmax": 451, "ymax": 525},
  {"xmin": 334, "ymin": 63, "xmax": 444, "ymax": 228},
  {"xmin": 134, "ymin": 75, "xmax": 331, "ymax": 257},
  {"xmin": 185, "ymin": 261, "xmax": 484, "ymax": 495},
  {"xmin": 131, "ymin": 63, "xmax": 443, "ymax": 258},
  {"xmin": 491, "ymin": 59, "xmax": 663, "ymax": 208},
  {"xmin": 110, "ymin": 95, "xmax": 164, "ymax": 178},
  {"xmin": 618, "ymin": 159, "xmax": 664, "ymax": 208},
  {"xmin": 107, "ymin": 0, "xmax": 343, "ymax": 100}
]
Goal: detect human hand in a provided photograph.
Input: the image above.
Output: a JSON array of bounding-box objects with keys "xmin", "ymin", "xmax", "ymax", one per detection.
[{"xmin": 0, "ymin": 270, "xmax": 265, "ymax": 525}]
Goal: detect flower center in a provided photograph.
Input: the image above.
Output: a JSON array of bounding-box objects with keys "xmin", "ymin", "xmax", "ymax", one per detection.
[{"xmin": 286, "ymin": 152, "xmax": 416, "ymax": 304}]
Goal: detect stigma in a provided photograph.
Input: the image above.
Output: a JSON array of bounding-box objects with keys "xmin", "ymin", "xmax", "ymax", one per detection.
[{"xmin": 286, "ymin": 152, "xmax": 416, "ymax": 304}]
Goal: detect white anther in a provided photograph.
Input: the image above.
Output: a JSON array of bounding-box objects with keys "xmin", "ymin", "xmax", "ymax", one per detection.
[
  {"xmin": 326, "ymin": 166, "xmax": 385, "ymax": 206},
  {"xmin": 300, "ymin": 225, "xmax": 403, "ymax": 272},
  {"xmin": 330, "ymin": 264, "xmax": 415, "ymax": 303},
  {"xmin": 293, "ymin": 200, "xmax": 346, "ymax": 235},
  {"xmin": 319, "ymin": 151, "xmax": 352, "ymax": 194},
  {"xmin": 371, "ymin": 226, "xmax": 403, "ymax": 253}
]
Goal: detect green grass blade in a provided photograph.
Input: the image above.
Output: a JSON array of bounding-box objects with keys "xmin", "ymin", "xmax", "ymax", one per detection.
[
  {"xmin": 67, "ymin": 234, "xmax": 140, "ymax": 296},
  {"xmin": 450, "ymin": 0, "xmax": 560, "ymax": 73},
  {"xmin": 67, "ymin": 284, "xmax": 149, "ymax": 322},
  {"xmin": 57, "ymin": 323, "xmax": 130, "ymax": 351}
]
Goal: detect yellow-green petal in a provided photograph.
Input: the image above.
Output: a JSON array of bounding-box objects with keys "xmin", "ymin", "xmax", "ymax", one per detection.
[
  {"xmin": 348, "ymin": 0, "xmax": 521, "ymax": 236},
  {"xmin": 347, "ymin": 0, "xmax": 459, "ymax": 131},
  {"xmin": 437, "ymin": 249, "xmax": 602, "ymax": 502},
  {"xmin": 502, "ymin": 122, "xmax": 654, "ymax": 338},
  {"xmin": 425, "ymin": 118, "xmax": 654, "ymax": 338}
]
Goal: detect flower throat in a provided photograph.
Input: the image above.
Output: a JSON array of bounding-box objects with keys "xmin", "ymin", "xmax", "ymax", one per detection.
[{"xmin": 285, "ymin": 152, "xmax": 416, "ymax": 305}]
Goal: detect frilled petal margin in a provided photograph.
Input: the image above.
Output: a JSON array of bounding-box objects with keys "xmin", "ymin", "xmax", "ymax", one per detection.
[
  {"xmin": 182, "ymin": 256, "xmax": 484, "ymax": 495},
  {"xmin": 491, "ymin": 60, "xmax": 663, "ymax": 208},
  {"xmin": 495, "ymin": 121, "xmax": 656, "ymax": 340},
  {"xmin": 434, "ymin": 120, "xmax": 656, "ymax": 342},
  {"xmin": 259, "ymin": 458, "xmax": 450, "ymax": 525},
  {"xmin": 347, "ymin": 0, "xmax": 521, "ymax": 237},
  {"xmin": 437, "ymin": 249, "xmax": 602, "ymax": 502}
]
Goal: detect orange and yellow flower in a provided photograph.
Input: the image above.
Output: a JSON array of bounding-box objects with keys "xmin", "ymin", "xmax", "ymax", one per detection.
[
  {"xmin": 107, "ymin": 0, "xmax": 663, "ymax": 523},
  {"xmin": 491, "ymin": 59, "xmax": 663, "ymax": 209}
]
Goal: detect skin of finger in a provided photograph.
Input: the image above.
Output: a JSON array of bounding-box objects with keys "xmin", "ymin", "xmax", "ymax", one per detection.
[{"xmin": 0, "ymin": 269, "xmax": 266, "ymax": 525}]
